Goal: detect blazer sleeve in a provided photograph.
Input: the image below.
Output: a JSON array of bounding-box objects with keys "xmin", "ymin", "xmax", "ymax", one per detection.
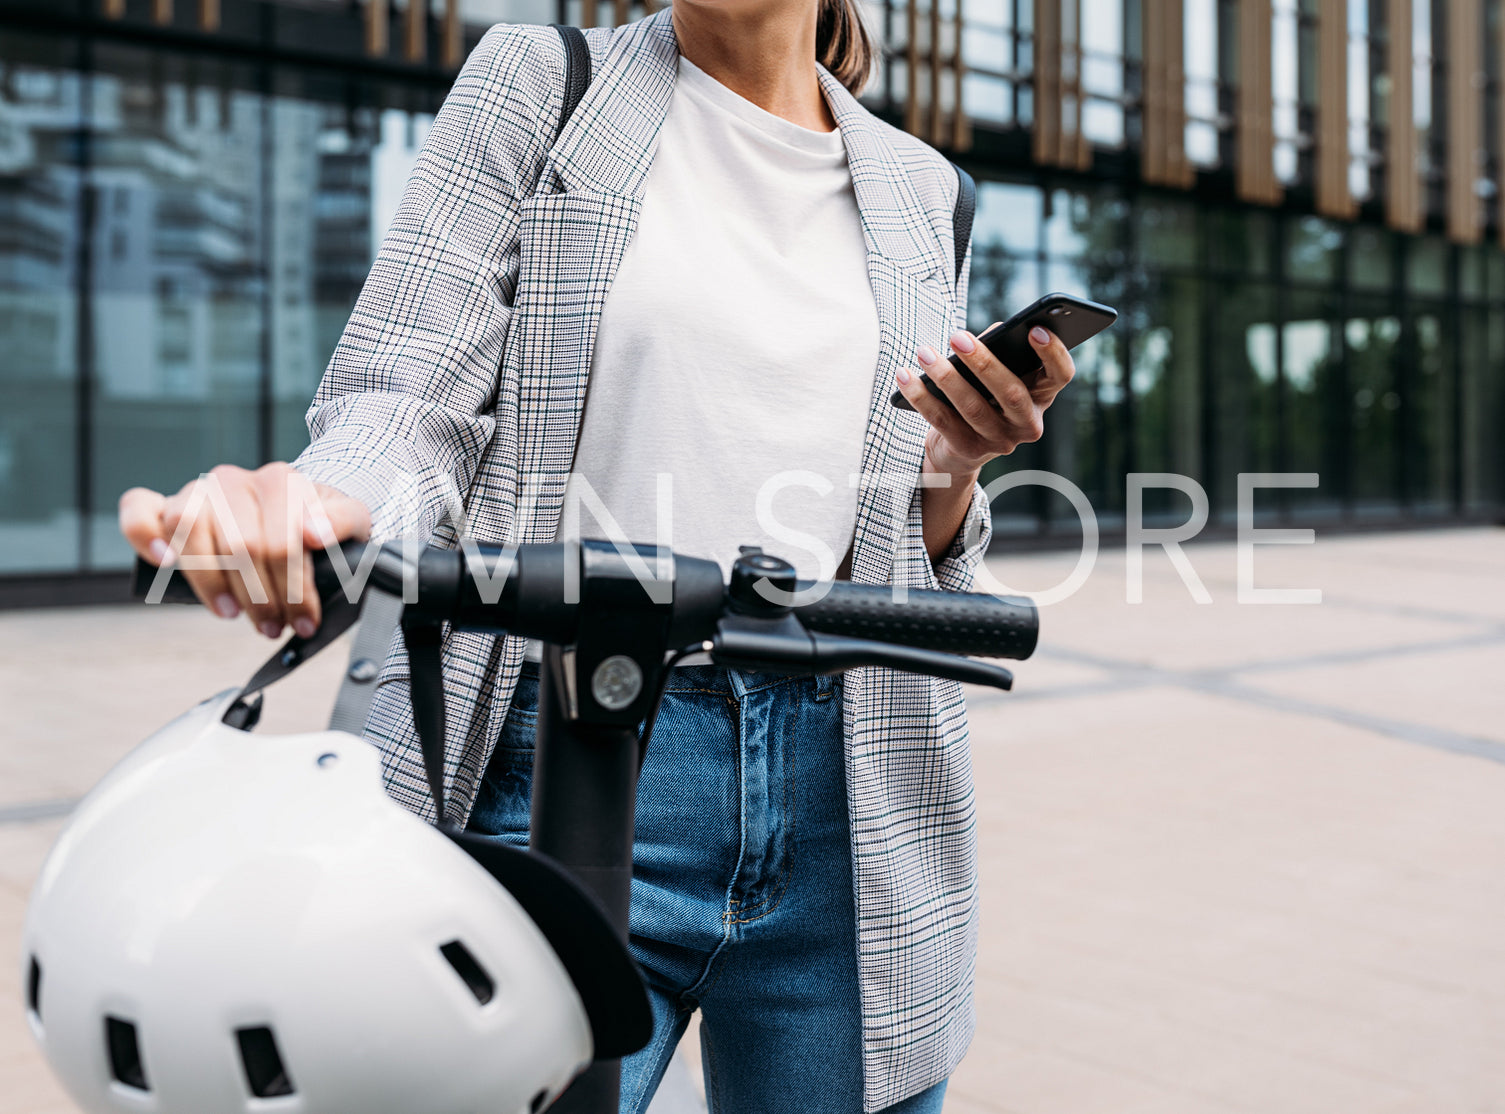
[
  {"xmin": 933, "ymin": 220, "xmax": 993, "ymax": 592},
  {"xmin": 293, "ymin": 24, "xmax": 565, "ymax": 541}
]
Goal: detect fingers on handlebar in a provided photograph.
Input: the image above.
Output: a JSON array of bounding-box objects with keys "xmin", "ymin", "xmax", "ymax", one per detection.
[
  {"xmin": 122, "ymin": 463, "xmax": 372, "ymax": 637},
  {"xmin": 211, "ymin": 466, "xmax": 277, "ymax": 632},
  {"xmin": 254, "ymin": 465, "xmax": 298, "ymax": 639},
  {"xmin": 293, "ymin": 481, "xmax": 374, "ymax": 637},
  {"xmin": 161, "ymin": 472, "xmax": 243, "ymax": 620},
  {"xmin": 119, "ymin": 487, "xmax": 171, "ymax": 569}
]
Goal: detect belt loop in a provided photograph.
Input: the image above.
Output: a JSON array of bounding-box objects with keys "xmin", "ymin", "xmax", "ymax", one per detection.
[{"xmin": 726, "ymin": 668, "xmax": 751, "ymax": 700}]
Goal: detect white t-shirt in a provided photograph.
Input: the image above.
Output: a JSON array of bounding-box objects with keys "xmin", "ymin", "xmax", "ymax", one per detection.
[{"xmin": 554, "ymin": 55, "xmax": 880, "ymax": 581}]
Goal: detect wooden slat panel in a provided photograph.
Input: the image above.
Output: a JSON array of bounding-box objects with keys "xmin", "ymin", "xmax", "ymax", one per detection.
[
  {"xmin": 1142, "ymin": 0, "xmax": 1165, "ymax": 183},
  {"xmin": 1164, "ymin": 0, "xmax": 1190, "ymax": 185},
  {"xmin": 1142, "ymin": 0, "xmax": 1192, "ymax": 187},
  {"xmin": 1500, "ymin": 0, "xmax": 1505, "ymax": 245},
  {"xmin": 1060, "ymin": 0, "xmax": 1089, "ymax": 168},
  {"xmin": 102, "ymin": 0, "xmax": 126, "ymax": 17},
  {"xmin": 1236, "ymin": 0, "xmax": 1281, "ymax": 205},
  {"xmin": 1033, "ymin": 0, "xmax": 1062, "ymax": 164},
  {"xmin": 580, "ymin": 0, "xmax": 596, "ymax": 30},
  {"xmin": 366, "ymin": 0, "xmax": 390, "ymax": 57},
  {"xmin": 1034, "ymin": 0, "xmax": 1088, "ymax": 169},
  {"xmin": 906, "ymin": 0, "xmax": 971, "ymax": 151},
  {"xmin": 405, "ymin": 0, "xmax": 426, "ymax": 63},
  {"xmin": 614, "ymin": 0, "xmax": 630, "ymax": 27},
  {"xmin": 1316, "ymin": 0, "xmax": 1355, "ymax": 217},
  {"xmin": 907, "ymin": 0, "xmax": 923, "ymax": 138},
  {"xmin": 1069, "ymin": 1, "xmax": 1091, "ymax": 167},
  {"xmin": 1386, "ymin": 0, "xmax": 1424, "ymax": 231},
  {"xmin": 442, "ymin": 0, "xmax": 462, "ymax": 68},
  {"xmin": 152, "ymin": 0, "xmax": 172, "ymax": 24},
  {"xmin": 952, "ymin": 0, "xmax": 971, "ymax": 151},
  {"xmin": 1446, "ymin": 0, "xmax": 1483, "ymax": 242},
  {"xmin": 929, "ymin": 0, "xmax": 943, "ymax": 143},
  {"xmin": 199, "ymin": 0, "xmax": 220, "ymax": 32}
]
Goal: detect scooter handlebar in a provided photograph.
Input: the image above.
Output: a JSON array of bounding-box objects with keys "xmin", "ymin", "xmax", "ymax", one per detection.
[{"xmin": 132, "ymin": 540, "xmax": 1039, "ymax": 665}]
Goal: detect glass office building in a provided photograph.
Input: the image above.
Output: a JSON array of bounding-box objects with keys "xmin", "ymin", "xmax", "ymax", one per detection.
[{"xmin": 1, "ymin": 0, "xmax": 1502, "ymax": 597}]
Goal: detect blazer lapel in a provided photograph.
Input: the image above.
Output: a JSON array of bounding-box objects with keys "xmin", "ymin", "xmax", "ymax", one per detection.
[
  {"xmin": 508, "ymin": 10, "xmax": 679, "ymax": 545},
  {"xmin": 546, "ymin": 9, "xmax": 679, "ymax": 197},
  {"xmin": 818, "ymin": 71, "xmax": 956, "ymax": 589}
]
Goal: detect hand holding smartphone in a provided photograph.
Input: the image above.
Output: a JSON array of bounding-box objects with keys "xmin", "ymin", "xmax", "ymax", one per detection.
[{"xmin": 890, "ymin": 293, "xmax": 1118, "ymax": 411}]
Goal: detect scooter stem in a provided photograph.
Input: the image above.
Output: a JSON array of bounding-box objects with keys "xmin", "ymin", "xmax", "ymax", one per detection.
[{"xmin": 531, "ymin": 643, "xmax": 646, "ymax": 1114}]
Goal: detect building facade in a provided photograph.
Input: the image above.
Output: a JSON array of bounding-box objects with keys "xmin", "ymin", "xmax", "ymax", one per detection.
[{"xmin": 0, "ymin": 0, "xmax": 1501, "ymax": 598}]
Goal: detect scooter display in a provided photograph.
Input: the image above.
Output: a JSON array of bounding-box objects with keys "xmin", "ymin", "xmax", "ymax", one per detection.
[{"xmin": 21, "ymin": 538, "xmax": 1037, "ymax": 1114}]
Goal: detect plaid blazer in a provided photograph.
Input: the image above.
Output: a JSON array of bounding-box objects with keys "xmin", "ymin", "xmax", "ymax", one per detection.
[{"xmin": 295, "ymin": 10, "xmax": 992, "ymax": 1109}]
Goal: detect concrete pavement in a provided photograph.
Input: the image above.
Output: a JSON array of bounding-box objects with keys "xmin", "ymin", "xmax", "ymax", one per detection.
[{"xmin": 2, "ymin": 528, "xmax": 1502, "ymax": 1112}]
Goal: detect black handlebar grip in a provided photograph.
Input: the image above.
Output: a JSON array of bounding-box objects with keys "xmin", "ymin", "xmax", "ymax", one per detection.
[
  {"xmin": 130, "ymin": 541, "xmax": 370, "ymax": 607},
  {"xmin": 795, "ymin": 583, "xmax": 1038, "ymax": 661},
  {"xmin": 131, "ymin": 556, "xmax": 200, "ymax": 603}
]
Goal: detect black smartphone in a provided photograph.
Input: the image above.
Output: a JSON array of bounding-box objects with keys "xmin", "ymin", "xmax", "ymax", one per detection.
[{"xmin": 890, "ymin": 293, "xmax": 1119, "ymax": 411}]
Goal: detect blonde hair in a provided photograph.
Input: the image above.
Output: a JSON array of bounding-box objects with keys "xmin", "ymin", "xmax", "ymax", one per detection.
[{"xmin": 816, "ymin": 0, "xmax": 875, "ymax": 96}]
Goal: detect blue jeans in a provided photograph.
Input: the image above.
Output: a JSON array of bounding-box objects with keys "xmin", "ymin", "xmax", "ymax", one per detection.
[{"xmin": 468, "ymin": 663, "xmax": 947, "ymax": 1114}]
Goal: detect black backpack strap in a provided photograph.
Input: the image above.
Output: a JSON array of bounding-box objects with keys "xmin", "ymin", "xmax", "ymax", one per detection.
[
  {"xmin": 553, "ymin": 23, "xmax": 592, "ymax": 142},
  {"xmin": 950, "ymin": 162, "xmax": 975, "ymax": 287}
]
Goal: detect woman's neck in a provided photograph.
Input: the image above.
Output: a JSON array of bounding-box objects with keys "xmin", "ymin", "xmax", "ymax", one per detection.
[{"xmin": 670, "ymin": 3, "xmax": 838, "ymax": 133}]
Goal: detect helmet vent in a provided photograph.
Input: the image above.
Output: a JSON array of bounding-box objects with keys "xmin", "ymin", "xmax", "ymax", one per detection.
[
  {"xmin": 26, "ymin": 957, "xmax": 41, "ymax": 1023},
  {"xmin": 439, "ymin": 940, "xmax": 495, "ymax": 1005},
  {"xmin": 236, "ymin": 1026, "xmax": 296, "ymax": 1098},
  {"xmin": 105, "ymin": 1016, "xmax": 149, "ymax": 1091},
  {"xmin": 530, "ymin": 1089, "xmax": 550, "ymax": 1113}
]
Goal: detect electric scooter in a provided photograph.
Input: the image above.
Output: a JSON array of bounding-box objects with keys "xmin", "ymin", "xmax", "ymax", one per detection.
[{"xmin": 132, "ymin": 537, "xmax": 1038, "ymax": 1114}]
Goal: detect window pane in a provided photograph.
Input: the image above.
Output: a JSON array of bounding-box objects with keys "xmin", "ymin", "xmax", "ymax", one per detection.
[
  {"xmin": 1459, "ymin": 307, "xmax": 1501, "ymax": 511},
  {"xmin": 1185, "ymin": 0, "xmax": 1220, "ymax": 166},
  {"xmin": 460, "ymin": 0, "xmax": 559, "ymax": 23},
  {"xmin": 1208, "ymin": 207, "xmax": 1273, "ymax": 276},
  {"xmin": 1136, "ymin": 198, "xmax": 1198, "ymax": 268},
  {"xmin": 1285, "ymin": 215, "xmax": 1342, "ymax": 283},
  {"xmin": 1408, "ymin": 308, "xmax": 1454, "ymax": 514},
  {"xmin": 1068, "ymin": 329, "xmax": 1124, "ymax": 514},
  {"xmin": 1273, "ymin": 0, "xmax": 1301, "ymax": 184},
  {"xmin": 1131, "ymin": 275, "xmax": 1203, "ymax": 508},
  {"xmin": 969, "ymin": 244, "xmax": 1040, "ymax": 330},
  {"xmin": 269, "ymin": 99, "xmax": 434, "ymax": 462},
  {"xmin": 1210, "ymin": 282, "xmax": 1280, "ymax": 517},
  {"xmin": 87, "ymin": 46, "xmax": 265, "ymax": 570},
  {"xmin": 963, "ymin": 26, "xmax": 1013, "ymax": 73},
  {"xmin": 1346, "ymin": 301, "xmax": 1403, "ymax": 512},
  {"xmin": 1283, "ymin": 291, "xmax": 1344, "ymax": 516},
  {"xmin": 1044, "ymin": 187, "xmax": 1128, "ymax": 262},
  {"xmin": 1347, "ymin": 225, "xmax": 1393, "ymax": 291},
  {"xmin": 1460, "ymin": 243, "xmax": 1487, "ymax": 300},
  {"xmin": 1081, "ymin": 97, "xmax": 1125, "ymax": 146},
  {"xmin": 963, "ymin": 71, "xmax": 1014, "ymax": 126},
  {"xmin": 970, "ymin": 179, "xmax": 1044, "ymax": 331},
  {"xmin": 1406, "ymin": 235, "xmax": 1449, "ymax": 294},
  {"xmin": 975, "ymin": 179, "xmax": 1042, "ymax": 256},
  {"xmin": 0, "ymin": 32, "xmax": 81, "ymax": 573}
]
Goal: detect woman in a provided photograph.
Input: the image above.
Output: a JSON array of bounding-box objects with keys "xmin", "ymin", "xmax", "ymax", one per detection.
[{"xmin": 119, "ymin": 1, "xmax": 1075, "ymax": 1111}]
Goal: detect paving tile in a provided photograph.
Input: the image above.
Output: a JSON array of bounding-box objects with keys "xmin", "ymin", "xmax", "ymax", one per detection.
[{"xmin": 1239, "ymin": 642, "xmax": 1505, "ymax": 746}]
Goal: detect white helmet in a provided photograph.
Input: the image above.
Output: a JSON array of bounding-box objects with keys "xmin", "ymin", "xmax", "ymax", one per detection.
[{"xmin": 21, "ymin": 690, "xmax": 600, "ymax": 1114}]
